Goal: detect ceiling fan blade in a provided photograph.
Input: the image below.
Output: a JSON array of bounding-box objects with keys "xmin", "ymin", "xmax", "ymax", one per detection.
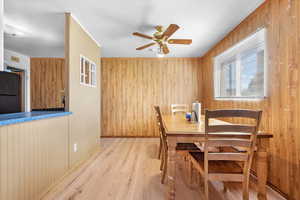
[
  {"xmin": 162, "ymin": 44, "xmax": 170, "ymax": 54},
  {"xmin": 162, "ymin": 24, "xmax": 180, "ymax": 39},
  {"xmin": 168, "ymin": 39, "xmax": 192, "ymax": 45},
  {"xmin": 136, "ymin": 42, "xmax": 156, "ymax": 50},
  {"xmin": 133, "ymin": 32, "xmax": 153, "ymax": 40}
]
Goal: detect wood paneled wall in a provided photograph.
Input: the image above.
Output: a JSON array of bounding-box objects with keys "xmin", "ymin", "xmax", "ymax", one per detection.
[
  {"xmin": 101, "ymin": 58, "xmax": 201, "ymax": 137},
  {"xmin": 0, "ymin": 116, "xmax": 69, "ymax": 200},
  {"xmin": 201, "ymin": 1, "xmax": 300, "ymax": 199},
  {"xmin": 30, "ymin": 58, "xmax": 65, "ymax": 110}
]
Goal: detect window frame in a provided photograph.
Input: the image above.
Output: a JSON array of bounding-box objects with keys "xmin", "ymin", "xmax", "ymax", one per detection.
[
  {"xmin": 90, "ymin": 63, "xmax": 97, "ymax": 86},
  {"xmin": 80, "ymin": 55, "xmax": 97, "ymax": 88},
  {"xmin": 213, "ymin": 28, "xmax": 267, "ymax": 101}
]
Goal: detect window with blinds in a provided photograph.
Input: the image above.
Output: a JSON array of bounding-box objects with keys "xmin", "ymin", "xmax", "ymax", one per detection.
[{"xmin": 214, "ymin": 28, "xmax": 267, "ymax": 100}]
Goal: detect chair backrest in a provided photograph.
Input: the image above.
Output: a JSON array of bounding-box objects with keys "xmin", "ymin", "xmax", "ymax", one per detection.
[
  {"xmin": 154, "ymin": 106, "xmax": 163, "ymax": 126},
  {"xmin": 154, "ymin": 106, "xmax": 166, "ymax": 134},
  {"xmin": 204, "ymin": 109, "xmax": 262, "ymax": 180},
  {"xmin": 171, "ymin": 104, "xmax": 189, "ymax": 114},
  {"xmin": 154, "ymin": 106, "xmax": 168, "ymax": 148}
]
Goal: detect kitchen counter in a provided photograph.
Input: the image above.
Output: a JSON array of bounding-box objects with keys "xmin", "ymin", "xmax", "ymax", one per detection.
[{"xmin": 0, "ymin": 111, "xmax": 72, "ymax": 126}]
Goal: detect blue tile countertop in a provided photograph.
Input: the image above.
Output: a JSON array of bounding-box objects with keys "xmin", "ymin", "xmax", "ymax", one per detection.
[{"xmin": 0, "ymin": 111, "xmax": 72, "ymax": 127}]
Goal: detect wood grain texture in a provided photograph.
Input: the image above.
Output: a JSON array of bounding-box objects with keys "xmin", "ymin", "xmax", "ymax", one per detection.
[
  {"xmin": 0, "ymin": 116, "xmax": 69, "ymax": 200},
  {"xmin": 41, "ymin": 138, "xmax": 284, "ymax": 200},
  {"xmin": 162, "ymin": 114, "xmax": 271, "ymax": 138},
  {"xmin": 200, "ymin": 1, "xmax": 300, "ymax": 199},
  {"xmin": 101, "ymin": 57, "xmax": 201, "ymax": 137},
  {"xmin": 30, "ymin": 58, "xmax": 65, "ymax": 109}
]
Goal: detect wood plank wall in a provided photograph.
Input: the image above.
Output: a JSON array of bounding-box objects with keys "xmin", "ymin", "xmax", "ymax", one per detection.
[
  {"xmin": 0, "ymin": 116, "xmax": 69, "ymax": 200},
  {"xmin": 201, "ymin": 1, "xmax": 300, "ymax": 199},
  {"xmin": 30, "ymin": 58, "xmax": 65, "ymax": 110},
  {"xmin": 101, "ymin": 58, "xmax": 201, "ymax": 137}
]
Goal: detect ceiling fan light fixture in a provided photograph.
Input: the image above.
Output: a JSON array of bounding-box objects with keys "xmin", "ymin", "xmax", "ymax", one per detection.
[
  {"xmin": 133, "ymin": 24, "xmax": 192, "ymax": 56},
  {"xmin": 156, "ymin": 52, "xmax": 165, "ymax": 58},
  {"xmin": 156, "ymin": 48, "xmax": 165, "ymax": 58}
]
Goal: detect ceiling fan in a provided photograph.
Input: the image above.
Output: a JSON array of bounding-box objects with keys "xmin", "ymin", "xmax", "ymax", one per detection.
[{"xmin": 132, "ymin": 24, "xmax": 192, "ymax": 56}]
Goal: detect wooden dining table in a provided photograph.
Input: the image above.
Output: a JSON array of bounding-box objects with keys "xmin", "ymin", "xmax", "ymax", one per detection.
[{"xmin": 162, "ymin": 114, "xmax": 273, "ymax": 200}]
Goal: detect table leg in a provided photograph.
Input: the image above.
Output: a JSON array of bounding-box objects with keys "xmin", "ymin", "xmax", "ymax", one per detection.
[
  {"xmin": 167, "ymin": 139, "xmax": 177, "ymax": 200},
  {"xmin": 256, "ymin": 149, "xmax": 268, "ymax": 200}
]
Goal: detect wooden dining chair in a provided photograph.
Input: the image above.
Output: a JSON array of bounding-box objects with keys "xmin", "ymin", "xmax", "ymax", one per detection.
[
  {"xmin": 154, "ymin": 106, "xmax": 164, "ymax": 160},
  {"xmin": 188, "ymin": 109, "xmax": 262, "ymax": 200},
  {"xmin": 171, "ymin": 104, "xmax": 189, "ymax": 114},
  {"xmin": 153, "ymin": 106, "xmax": 200, "ymax": 184}
]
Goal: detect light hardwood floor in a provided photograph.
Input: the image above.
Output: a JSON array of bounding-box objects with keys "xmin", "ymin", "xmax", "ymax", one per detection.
[{"xmin": 41, "ymin": 138, "xmax": 285, "ymax": 200}]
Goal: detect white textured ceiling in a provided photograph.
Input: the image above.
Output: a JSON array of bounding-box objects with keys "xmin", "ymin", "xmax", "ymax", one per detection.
[{"xmin": 4, "ymin": 0, "xmax": 265, "ymax": 58}]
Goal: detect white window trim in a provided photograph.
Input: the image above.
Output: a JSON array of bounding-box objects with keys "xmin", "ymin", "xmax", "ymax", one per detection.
[
  {"xmin": 213, "ymin": 28, "xmax": 268, "ymax": 101},
  {"xmin": 90, "ymin": 63, "xmax": 97, "ymax": 86},
  {"xmin": 80, "ymin": 56, "xmax": 85, "ymax": 85},
  {"xmin": 80, "ymin": 55, "xmax": 97, "ymax": 88}
]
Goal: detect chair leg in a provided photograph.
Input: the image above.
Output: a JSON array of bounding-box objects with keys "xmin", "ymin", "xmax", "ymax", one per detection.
[
  {"xmin": 160, "ymin": 146, "xmax": 164, "ymax": 171},
  {"xmin": 242, "ymin": 177, "xmax": 250, "ymax": 200},
  {"xmin": 198, "ymin": 173, "xmax": 203, "ymax": 188},
  {"xmin": 183, "ymin": 152, "xmax": 188, "ymax": 171},
  {"xmin": 204, "ymin": 177, "xmax": 209, "ymax": 200},
  {"xmin": 223, "ymin": 182, "xmax": 228, "ymax": 193},
  {"xmin": 158, "ymin": 137, "xmax": 162, "ymax": 159},
  {"xmin": 161, "ymin": 152, "xmax": 168, "ymax": 184},
  {"xmin": 187, "ymin": 158, "xmax": 193, "ymax": 186}
]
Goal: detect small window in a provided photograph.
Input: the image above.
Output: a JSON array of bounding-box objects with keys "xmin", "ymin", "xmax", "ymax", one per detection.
[
  {"xmin": 80, "ymin": 55, "xmax": 97, "ymax": 87},
  {"xmin": 214, "ymin": 28, "xmax": 267, "ymax": 100}
]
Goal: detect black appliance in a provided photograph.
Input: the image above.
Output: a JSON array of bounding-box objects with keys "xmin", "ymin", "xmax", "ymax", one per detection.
[{"xmin": 0, "ymin": 71, "xmax": 21, "ymax": 114}]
